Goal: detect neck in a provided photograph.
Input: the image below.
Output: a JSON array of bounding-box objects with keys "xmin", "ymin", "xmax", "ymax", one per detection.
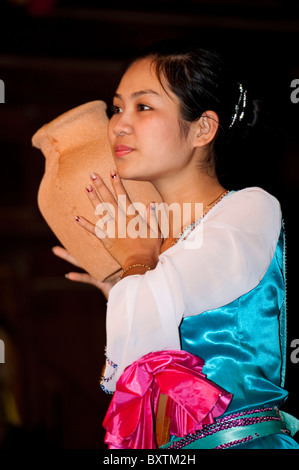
[{"xmin": 152, "ymin": 170, "xmax": 226, "ymax": 239}]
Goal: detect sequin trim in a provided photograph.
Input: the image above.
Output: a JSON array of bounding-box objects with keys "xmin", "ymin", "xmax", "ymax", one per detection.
[
  {"xmin": 99, "ymin": 347, "xmax": 118, "ymax": 394},
  {"xmin": 163, "ymin": 407, "xmax": 290, "ymax": 449}
]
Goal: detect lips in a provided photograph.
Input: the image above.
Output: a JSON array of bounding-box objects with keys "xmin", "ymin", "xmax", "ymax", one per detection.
[{"xmin": 114, "ymin": 145, "xmax": 135, "ymax": 157}]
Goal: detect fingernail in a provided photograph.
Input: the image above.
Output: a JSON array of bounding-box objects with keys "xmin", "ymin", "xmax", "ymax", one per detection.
[
  {"xmin": 86, "ymin": 184, "xmax": 93, "ymax": 193},
  {"xmin": 90, "ymin": 172, "xmax": 98, "ymax": 181},
  {"xmin": 110, "ymin": 171, "xmax": 117, "ymax": 179},
  {"xmin": 65, "ymin": 274, "xmax": 69, "ymax": 279},
  {"xmin": 75, "ymin": 215, "xmax": 80, "ymax": 222}
]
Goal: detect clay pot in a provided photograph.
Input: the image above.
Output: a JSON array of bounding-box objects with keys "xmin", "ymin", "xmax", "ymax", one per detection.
[{"xmin": 32, "ymin": 101, "xmax": 161, "ymax": 281}]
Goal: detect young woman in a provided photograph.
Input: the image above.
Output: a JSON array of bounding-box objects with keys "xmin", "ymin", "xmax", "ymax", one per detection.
[{"xmin": 53, "ymin": 40, "xmax": 299, "ymax": 449}]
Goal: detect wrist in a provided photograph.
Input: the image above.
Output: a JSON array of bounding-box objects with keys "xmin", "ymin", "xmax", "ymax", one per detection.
[
  {"xmin": 120, "ymin": 261, "xmax": 157, "ymax": 280},
  {"xmin": 122, "ymin": 257, "xmax": 157, "ymax": 272}
]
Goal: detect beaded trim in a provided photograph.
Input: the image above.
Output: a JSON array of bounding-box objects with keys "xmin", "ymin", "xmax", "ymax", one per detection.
[
  {"xmin": 164, "ymin": 407, "xmax": 290, "ymax": 449},
  {"xmin": 174, "ymin": 190, "xmax": 230, "ymax": 245},
  {"xmin": 99, "ymin": 347, "xmax": 118, "ymax": 394}
]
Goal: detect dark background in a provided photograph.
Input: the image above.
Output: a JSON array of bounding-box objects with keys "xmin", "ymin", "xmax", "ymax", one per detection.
[{"xmin": 0, "ymin": 0, "xmax": 298, "ymax": 450}]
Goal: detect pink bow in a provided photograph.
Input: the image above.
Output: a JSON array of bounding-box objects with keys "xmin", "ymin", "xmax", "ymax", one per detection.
[{"xmin": 103, "ymin": 350, "xmax": 232, "ymax": 449}]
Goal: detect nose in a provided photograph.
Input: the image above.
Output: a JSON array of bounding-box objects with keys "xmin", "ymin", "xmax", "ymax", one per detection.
[{"xmin": 111, "ymin": 112, "xmax": 133, "ymax": 137}]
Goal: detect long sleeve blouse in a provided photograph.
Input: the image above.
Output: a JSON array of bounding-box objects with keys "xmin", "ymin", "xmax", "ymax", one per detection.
[{"xmin": 103, "ymin": 187, "xmax": 282, "ymax": 392}]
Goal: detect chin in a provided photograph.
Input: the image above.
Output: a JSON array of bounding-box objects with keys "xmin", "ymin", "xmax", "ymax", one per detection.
[
  {"xmin": 116, "ymin": 164, "xmax": 151, "ymax": 182},
  {"xmin": 122, "ymin": 173, "xmax": 152, "ymax": 183}
]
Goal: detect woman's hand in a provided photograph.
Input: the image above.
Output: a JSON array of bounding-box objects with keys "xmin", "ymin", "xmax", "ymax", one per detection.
[
  {"xmin": 52, "ymin": 245, "xmax": 118, "ymax": 300},
  {"xmin": 74, "ymin": 171, "xmax": 162, "ymax": 270}
]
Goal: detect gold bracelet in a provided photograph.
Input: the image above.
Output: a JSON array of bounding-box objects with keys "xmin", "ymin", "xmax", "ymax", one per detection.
[{"xmin": 119, "ymin": 264, "xmax": 153, "ymax": 280}]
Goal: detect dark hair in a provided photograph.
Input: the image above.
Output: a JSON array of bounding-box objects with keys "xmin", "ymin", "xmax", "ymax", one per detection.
[{"xmin": 128, "ymin": 39, "xmax": 259, "ymax": 182}]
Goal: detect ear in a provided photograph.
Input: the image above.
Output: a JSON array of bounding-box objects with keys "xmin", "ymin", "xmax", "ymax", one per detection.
[{"xmin": 193, "ymin": 111, "xmax": 219, "ymax": 148}]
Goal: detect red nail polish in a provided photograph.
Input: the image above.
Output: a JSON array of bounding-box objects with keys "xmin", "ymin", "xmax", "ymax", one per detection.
[
  {"xmin": 75, "ymin": 216, "xmax": 80, "ymax": 222},
  {"xmin": 111, "ymin": 172, "xmax": 117, "ymax": 179},
  {"xmin": 86, "ymin": 185, "xmax": 93, "ymax": 193}
]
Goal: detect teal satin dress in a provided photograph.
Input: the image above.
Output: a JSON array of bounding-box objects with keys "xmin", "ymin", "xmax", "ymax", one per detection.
[{"xmin": 179, "ymin": 225, "xmax": 299, "ymax": 449}]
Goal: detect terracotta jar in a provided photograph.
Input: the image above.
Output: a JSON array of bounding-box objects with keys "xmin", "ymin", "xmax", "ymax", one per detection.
[{"xmin": 33, "ymin": 101, "xmax": 161, "ymax": 281}]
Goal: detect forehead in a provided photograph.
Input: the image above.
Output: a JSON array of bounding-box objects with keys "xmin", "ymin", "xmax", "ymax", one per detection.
[{"xmin": 116, "ymin": 58, "xmax": 172, "ymax": 99}]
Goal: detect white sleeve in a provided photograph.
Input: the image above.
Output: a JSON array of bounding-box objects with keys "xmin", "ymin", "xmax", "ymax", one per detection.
[{"xmin": 104, "ymin": 187, "xmax": 282, "ymax": 390}]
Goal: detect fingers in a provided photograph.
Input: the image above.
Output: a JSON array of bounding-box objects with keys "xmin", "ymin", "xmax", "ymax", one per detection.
[
  {"xmin": 109, "ymin": 171, "xmax": 133, "ymax": 215},
  {"xmin": 65, "ymin": 271, "xmax": 97, "ymax": 286},
  {"xmin": 65, "ymin": 271, "xmax": 117, "ymax": 299},
  {"xmin": 52, "ymin": 246, "xmax": 82, "ymax": 268},
  {"xmin": 77, "ymin": 171, "xmax": 157, "ymax": 242},
  {"xmin": 80, "ymin": 171, "xmax": 136, "ymax": 240},
  {"xmin": 88, "ymin": 171, "xmax": 132, "ymax": 216},
  {"xmin": 74, "ymin": 214, "xmax": 99, "ymax": 236},
  {"xmin": 87, "ymin": 173, "xmax": 115, "ymax": 214}
]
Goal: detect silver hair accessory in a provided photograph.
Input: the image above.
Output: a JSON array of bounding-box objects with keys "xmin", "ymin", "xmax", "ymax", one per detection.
[{"xmin": 229, "ymin": 83, "xmax": 247, "ymax": 129}]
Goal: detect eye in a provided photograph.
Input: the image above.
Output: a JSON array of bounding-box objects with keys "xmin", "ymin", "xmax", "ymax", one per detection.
[
  {"xmin": 137, "ymin": 103, "xmax": 151, "ymax": 111},
  {"xmin": 111, "ymin": 105, "xmax": 123, "ymax": 115}
]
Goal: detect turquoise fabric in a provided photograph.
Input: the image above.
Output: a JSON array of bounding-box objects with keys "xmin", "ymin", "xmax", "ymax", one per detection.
[{"xmin": 179, "ymin": 225, "xmax": 299, "ymax": 449}]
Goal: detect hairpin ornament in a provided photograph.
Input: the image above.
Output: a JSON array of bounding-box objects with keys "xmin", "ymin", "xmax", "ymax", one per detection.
[{"xmin": 229, "ymin": 83, "xmax": 247, "ymax": 129}]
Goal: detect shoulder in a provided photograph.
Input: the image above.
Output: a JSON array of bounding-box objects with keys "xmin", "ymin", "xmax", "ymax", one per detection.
[
  {"xmin": 160, "ymin": 187, "xmax": 282, "ymax": 258},
  {"xmin": 207, "ymin": 186, "xmax": 282, "ymax": 227},
  {"xmin": 226, "ymin": 187, "xmax": 280, "ymax": 210},
  {"xmin": 202, "ymin": 186, "xmax": 282, "ymax": 256}
]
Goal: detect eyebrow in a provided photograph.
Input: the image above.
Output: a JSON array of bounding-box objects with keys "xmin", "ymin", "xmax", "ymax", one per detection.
[{"xmin": 114, "ymin": 89, "xmax": 160, "ymax": 100}]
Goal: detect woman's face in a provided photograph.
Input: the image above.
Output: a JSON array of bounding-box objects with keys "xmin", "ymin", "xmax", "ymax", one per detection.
[{"xmin": 108, "ymin": 58, "xmax": 197, "ymax": 183}]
